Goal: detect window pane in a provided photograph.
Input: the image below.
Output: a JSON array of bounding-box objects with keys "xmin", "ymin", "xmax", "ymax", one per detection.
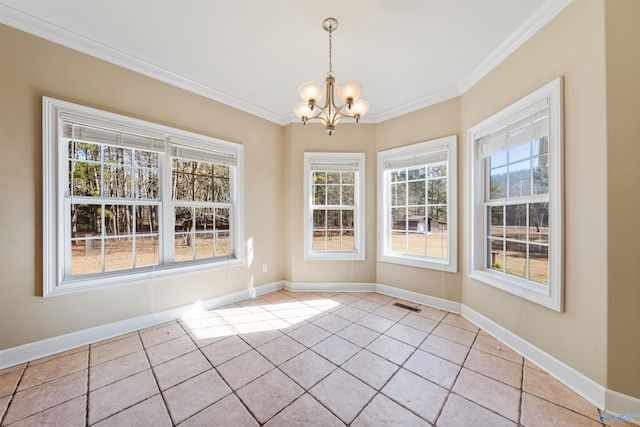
[
  {"xmin": 341, "ymin": 230, "xmax": 355, "ymax": 251},
  {"xmin": 313, "ymin": 185, "xmax": 326, "ymax": 205},
  {"xmin": 103, "ymin": 166, "xmax": 132, "ymax": 198},
  {"xmin": 172, "ymin": 172, "xmax": 191, "ymax": 200},
  {"xmin": 391, "ymin": 169, "xmax": 406, "ymax": 182},
  {"xmin": 104, "ymin": 205, "xmax": 133, "ymax": 236},
  {"xmin": 390, "ymin": 231, "xmax": 406, "ymax": 253},
  {"xmin": 195, "ymin": 208, "xmax": 215, "ymax": 231},
  {"xmin": 529, "ymin": 203, "xmax": 549, "ymax": 243},
  {"xmin": 392, "ymin": 208, "xmax": 407, "ymax": 231},
  {"xmin": 532, "ymin": 154, "xmax": 549, "ymax": 195},
  {"xmin": 390, "ymin": 182, "xmax": 406, "ymax": 206},
  {"xmin": 72, "ymin": 204, "xmax": 101, "ymax": 236},
  {"xmin": 408, "ymin": 181, "xmax": 425, "ymax": 205},
  {"xmin": 195, "ymin": 233, "xmax": 214, "ymax": 259},
  {"xmin": 342, "ymin": 185, "xmax": 355, "ymax": 205},
  {"xmin": 327, "ymin": 172, "xmax": 340, "ymax": 184},
  {"xmin": 174, "ymin": 235, "xmax": 193, "ymax": 262},
  {"xmin": 428, "ymin": 163, "xmax": 446, "ymax": 178},
  {"xmin": 135, "ymin": 151, "xmax": 158, "ymax": 169},
  {"xmin": 103, "ymin": 146, "xmax": 131, "ymax": 167},
  {"xmin": 408, "ymin": 232, "xmax": 426, "ymax": 256},
  {"xmin": 341, "ymin": 172, "xmax": 354, "ymax": 184},
  {"xmin": 70, "ymin": 141, "xmax": 100, "ymax": 162},
  {"xmin": 327, "ymin": 210, "xmax": 340, "ymax": 229},
  {"xmin": 135, "ymin": 236, "xmax": 158, "ymax": 267},
  {"xmin": 135, "ymin": 169, "xmax": 158, "ymax": 199},
  {"xmin": 505, "ymin": 241, "xmax": 527, "ymax": 278},
  {"xmin": 489, "ymin": 166, "xmax": 507, "ymax": 199},
  {"xmin": 408, "ymin": 167, "xmax": 424, "ymax": 180},
  {"xmin": 490, "ymin": 205, "xmax": 504, "ymax": 237},
  {"xmin": 313, "ymin": 210, "xmax": 326, "ymax": 228},
  {"xmin": 71, "ymin": 239, "xmax": 103, "ymax": 275},
  {"xmin": 506, "ymin": 204, "xmax": 527, "ymax": 241},
  {"xmin": 427, "ymin": 230, "xmax": 447, "ymax": 259},
  {"xmin": 489, "ymin": 239, "xmax": 504, "ymax": 271},
  {"xmin": 341, "ymin": 210, "xmax": 354, "ymax": 229},
  {"xmin": 490, "ymin": 151, "xmax": 507, "ymax": 168},
  {"xmin": 327, "ymin": 185, "xmax": 340, "ymax": 205},
  {"xmin": 104, "ymin": 237, "xmax": 132, "ymax": 271},
  {"xmin": 327, "ymin": 231, "xmax": 341, "ymax": 250},
  {"xmin": 428, "ymin": 206, "xmax": 447, "ymax": 225},
  {"xmin": 312, "ymin": 231, "xmax": 326, "ymax": 251},
  {"xmin": 508, "ymin": 160, "xmax": 531, "ymax": 197},
  {"xmin": 529, "ymin": 244, "xmax": 549, "ymax": 285},
  {"xmin": 213, "ymin": 165, "xmax": 230, "ymax": 203},
  {"xmin": 313, "ymin": 171, "xmax": 326, "ymax": 184},
  {"xmin": 71, "ymin": 162, "xmax": 101, "ymax": 197},
  {"xmin": 508, "ymin": 142, "xmax": 530, "ymax": 163},
  {"xmin": 408, "ymin": 207, "xmax": 425, "ymax": 232},
  {"xmin": 428, "ymin": 179, "xmax": 446, "ymax": 204},
  {"xmin": 136, "ymin": 205, "xmax": 158, "ymax": 234},
  {"xmin": 175, "ymin": 207, "xmax": 192, "ymax": 233},
  {"xmin": 216, "ymin": 208, "xmax": 230, "ymax": 231},
  {"xmin": 215, "ymin": 231, "xmax": 231, "ymax": 257}
]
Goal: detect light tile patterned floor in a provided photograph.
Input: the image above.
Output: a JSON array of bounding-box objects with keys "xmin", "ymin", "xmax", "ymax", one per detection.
[{"xmin": 0, "ymin": 291, "xmax": 617, "ymax": 426}]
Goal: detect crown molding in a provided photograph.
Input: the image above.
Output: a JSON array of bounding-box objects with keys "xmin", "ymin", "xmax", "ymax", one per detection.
[
  {"xmin": 375, "ymin": 86, "xmax": 462, "ymax": 123},
  {"xmin": 0, "ymin": 4, "xmax": 288, "ymax": 125},
  {"xmin": 457, "ymin": 0, "xmax": 573, "ymax": 94}
]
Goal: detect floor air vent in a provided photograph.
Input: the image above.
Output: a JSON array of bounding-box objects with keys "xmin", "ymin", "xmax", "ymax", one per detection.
[{"xmin": 392, "ymin": 302, "xmax": 421, "ymax": 313}]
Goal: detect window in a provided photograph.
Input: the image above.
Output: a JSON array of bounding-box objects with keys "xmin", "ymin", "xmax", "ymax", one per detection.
[
  {"xmin": 378, "ymin": 135, "xmax": 457, "ymax": 272},
  {"xmin": 43, "ymin": 97, "xmax": 243, "ymax": 296},
  {"xmin": 468, "ymin": 78, "xmax": 563, "ymax": 311},
  {"xmin": 303, "ymin": 153, "xmax": 365, "ymax": 260}
]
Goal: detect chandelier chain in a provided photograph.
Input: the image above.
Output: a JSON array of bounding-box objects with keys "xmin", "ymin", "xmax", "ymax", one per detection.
[{"xmin": 327, "ymin": 26, "xmax": 333, "ymax": 77}]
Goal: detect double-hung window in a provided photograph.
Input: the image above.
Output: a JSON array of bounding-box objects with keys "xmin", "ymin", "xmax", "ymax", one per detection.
[
  {"xmin": 378, "ymin": 135, "xmax": 457, "ymax": 272},
  {"xmin": 468, "ymin": 78, "xmax": 563, "ymax": 311},
  {"xmin": 43, "ymin": 97, "xmax": 243, "ymax": 297},
  {"xmin": 303, "ymin": 153, "xmax": 365, "ymax": 260}
]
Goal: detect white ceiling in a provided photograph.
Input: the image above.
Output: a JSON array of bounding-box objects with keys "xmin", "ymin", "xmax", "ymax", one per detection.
[{"xmin": 0, "ymin": 0, "xmax": 571, "ymax": 125}]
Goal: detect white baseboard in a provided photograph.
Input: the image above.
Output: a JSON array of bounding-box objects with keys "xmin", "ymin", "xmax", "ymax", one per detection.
[
  {"xmin": 461, "ymin": 305, "xmax": 607, "ymax": 410},
  {"xmin": 283, "ymin": 281, "xmax": 377, "ymax": 293},
  {"xmin": 0, "ymin": 281, "xmax": 284, "ymax": 370},
  {"xmin": 375, "ymin": 283, "xmax": 462, "ymax": 314}
]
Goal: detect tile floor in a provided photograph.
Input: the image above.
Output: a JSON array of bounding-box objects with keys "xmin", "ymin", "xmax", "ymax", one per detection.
[{"xmin": 0, "ymin": 290, "xmax": 619, "ymax": 426}]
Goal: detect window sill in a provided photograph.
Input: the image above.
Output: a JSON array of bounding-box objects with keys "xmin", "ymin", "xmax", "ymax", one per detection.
[
  {"xmin": 304, "ymin": 252, "xmax": 365, "ymax": 261},
  {"xmin": 378, "ymin": 254, "xmax": 456, "ymax": 273},
  {"xmin": 468, "ymin": 269, "xmax": 561, "ymax": 311},
  {"xmin": 45, "ymin": 258, "xmax": 243, "ymax": 297}
]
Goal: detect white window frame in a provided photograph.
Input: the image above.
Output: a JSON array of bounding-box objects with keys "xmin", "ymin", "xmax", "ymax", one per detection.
[
  {"xmin": 377, "ymin": 135, "xmax": 457, "ymax": 272},
  {"xmin": 43, "ymin": 97, "xmax": 244, "ymax": 297},
  {"xmin": 303, "ymin": 153, "xmax": 365, "ymax": 261},
  {"xmin": 467, "ymin": 78, "xmax": 563, "ymax": 311}
]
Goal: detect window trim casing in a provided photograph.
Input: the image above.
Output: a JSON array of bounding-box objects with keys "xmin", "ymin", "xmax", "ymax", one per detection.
[
  {"xmin": 43, "ymin": 97, "xmax": 244, "ymax": 297},
  {"xmin": 467, "ymin": 77, "xmax": 563, "ymax": 311},
  {"xmin": 377, "ymin": 135, "xmax": 458, "ymax": 272},
  {"xmin": 303, "ymin": 152, "xmax": 366, "ymax": 261}
]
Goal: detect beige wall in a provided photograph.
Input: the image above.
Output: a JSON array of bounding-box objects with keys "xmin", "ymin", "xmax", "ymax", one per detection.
[
  {"xmin": 605, "ymin": 0, "xmax": 640, "ymax": 398},
  {"xmin": 0, "ymin": 25, "xmax": 284, "ymax": 350},
  {"xmin": 283, "ymin": 122, "xmax": 378, "ymax": 284},
  {"xmin": 376, "ymin": 98, "xmax": 463, "ymax": 301},
  {"xmin": 460, "ymin": 0, "xmax": 608, "ymax": 384}
]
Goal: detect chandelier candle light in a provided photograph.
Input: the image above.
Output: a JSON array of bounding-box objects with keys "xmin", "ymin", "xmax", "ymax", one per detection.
[{"xmin": 294, "ymin": 17, "xmax": 370, "ymax": 136}]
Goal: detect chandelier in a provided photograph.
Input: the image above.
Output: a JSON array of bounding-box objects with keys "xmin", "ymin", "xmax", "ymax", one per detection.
[{"xmin": 294, "ymin": 17, "xmax": 370, "ymax": 136}]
